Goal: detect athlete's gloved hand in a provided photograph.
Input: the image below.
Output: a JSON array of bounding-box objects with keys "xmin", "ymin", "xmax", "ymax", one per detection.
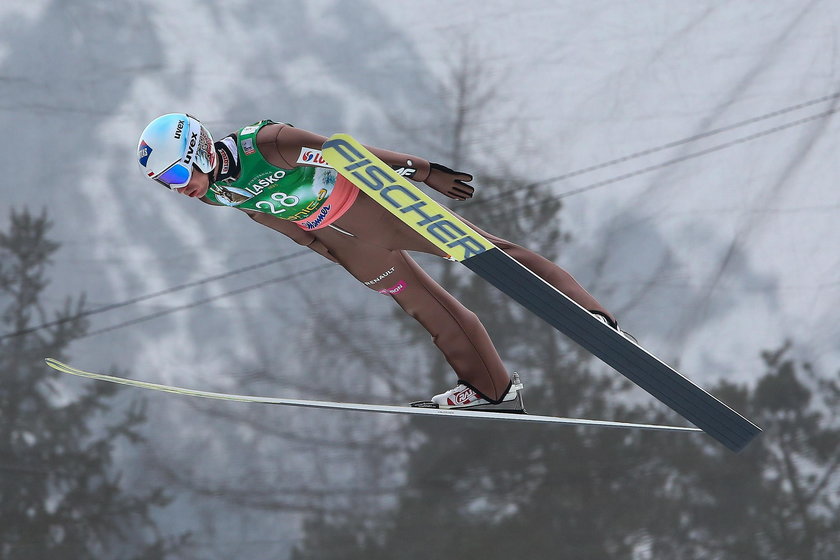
[{"xmin": 424, "ymin": 162, "xmax": 475, "ymax": 200}]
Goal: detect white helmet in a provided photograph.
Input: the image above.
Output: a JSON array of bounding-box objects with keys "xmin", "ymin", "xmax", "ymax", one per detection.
[{"xmin": 137, "ymin": 113, "xmax": 215, "ymax": 189}]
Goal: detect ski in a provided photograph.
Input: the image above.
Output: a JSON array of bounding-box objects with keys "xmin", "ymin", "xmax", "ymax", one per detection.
[
  {"xmin": 321, "ymin": 134, "xmax": 762, "ymax": 453},
  {"xmin": 44, "ymin": 359, "xmax": 700, "ymax": 433}
]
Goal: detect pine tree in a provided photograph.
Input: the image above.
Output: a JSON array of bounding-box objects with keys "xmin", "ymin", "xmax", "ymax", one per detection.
[
  {"xmin": 646, "ymin": 344, "xmax": 840, "ymax": 560},
  {"xmin": 0, "ymin": 209, "xmax": 188, "ymax": 559}
]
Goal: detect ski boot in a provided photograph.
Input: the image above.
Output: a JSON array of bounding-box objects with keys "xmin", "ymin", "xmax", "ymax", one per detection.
[
  {"xmin": 411, "ymin": 373, "xmax": 525, "ymax": 413},
  {"xmin": 591, "ymin": 311, "xmax": 638, "ymax": 344}
]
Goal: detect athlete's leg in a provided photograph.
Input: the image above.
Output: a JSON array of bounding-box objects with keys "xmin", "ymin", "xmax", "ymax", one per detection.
[
  {"xmin": 337, "ymin": 192, "xmax": 615, "ymax": 325},
  {"xmin": 456, "ymin": 216, "xmax": 616, "ymax": 325},
  {"xmin": 311, "ymin": 224, "xmax": 512, "ymax": 401}
]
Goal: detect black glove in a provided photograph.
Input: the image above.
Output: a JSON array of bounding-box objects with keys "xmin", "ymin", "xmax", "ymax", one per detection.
[{"xmin": 424, "ymin": 162, "xmax": 475, "ymax": 200}]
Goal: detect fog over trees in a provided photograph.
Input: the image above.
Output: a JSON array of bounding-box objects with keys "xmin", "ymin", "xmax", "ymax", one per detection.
[{"xmin": 1, "ymin": 2, "xmax": 838, "ymax": 558}]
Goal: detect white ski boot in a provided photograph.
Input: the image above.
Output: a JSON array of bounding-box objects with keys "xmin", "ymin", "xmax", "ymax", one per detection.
[{"xmin": 411, "ymin": 373, "xmax": 525, "ymax": 413}]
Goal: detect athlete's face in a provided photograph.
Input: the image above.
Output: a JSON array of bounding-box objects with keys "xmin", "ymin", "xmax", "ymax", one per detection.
[
  {"xmin": 176, "ymin": 166, "xmax": 210, "ymax": 198},
  {"xmin": 177, "ymin": 170, "xmax": 209, "ymax": 198}
]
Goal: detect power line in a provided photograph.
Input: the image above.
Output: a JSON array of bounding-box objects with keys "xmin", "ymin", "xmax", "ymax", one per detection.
[
  {"xmin": 0, "ymin": 251, "xmax": 309, "ymax": 342},
  {"xmin": 77, "ymin": 264, "xmax": 333, "ymax": 339},
  {"xmin": 480, "ymin": 106, "xmax": 840, "ymax": 218},
  {"xmin": 467, "ymin": 91, "xmax": 840, "ymax": 209}
]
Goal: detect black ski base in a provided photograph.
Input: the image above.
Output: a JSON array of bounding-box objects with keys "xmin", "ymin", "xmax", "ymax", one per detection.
[{"xmin": 463, "ymin": 248, "xmax": 761, "ymax": 453}]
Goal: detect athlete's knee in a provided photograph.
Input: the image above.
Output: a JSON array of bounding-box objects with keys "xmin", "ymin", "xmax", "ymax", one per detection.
[{"xmin": 432, "ymin": 306, "xmax": 484, "ymax": 343}]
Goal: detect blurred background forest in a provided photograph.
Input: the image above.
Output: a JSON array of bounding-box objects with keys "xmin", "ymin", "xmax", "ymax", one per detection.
[{"xmin": 2, "ymin": 1, "xmax": 839, "ymax": 558}]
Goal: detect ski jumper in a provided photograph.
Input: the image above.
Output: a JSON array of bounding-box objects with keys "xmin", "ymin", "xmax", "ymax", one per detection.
[{"xmin": 203, "ymin": 121, "xmax": 613, "ymax": 402}]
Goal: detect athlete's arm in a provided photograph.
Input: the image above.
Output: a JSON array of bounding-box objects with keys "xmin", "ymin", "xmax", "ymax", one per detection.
[
  {"xmin": 255, "ymin": 123, "xmax": 474, "ymax": 200},
  {"xmin": 243, "ymin": 209, "xmax": 339, "ymax": 264}
]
